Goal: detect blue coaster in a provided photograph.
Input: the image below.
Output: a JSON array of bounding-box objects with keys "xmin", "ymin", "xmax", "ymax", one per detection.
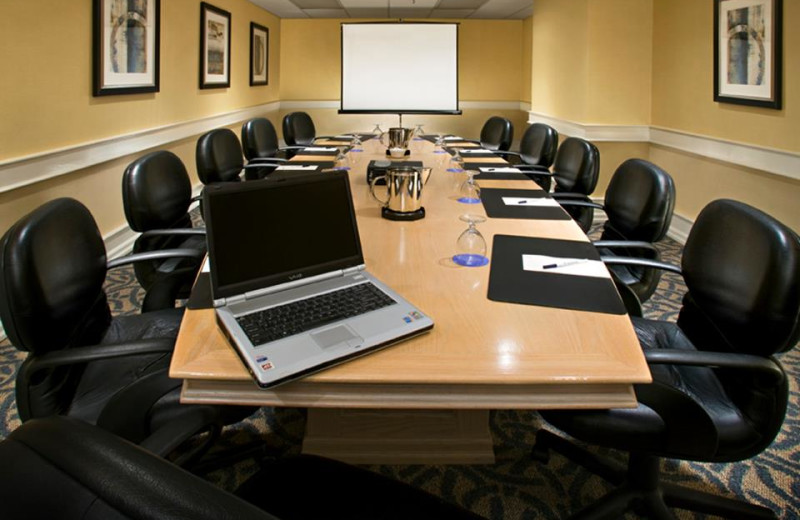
[
  {"xmin": 333, "ymin": 166, "xmax": 351, "ymax": 171},
  {"xmin": 457, "ymin": 197, "xmax": 480, "ymax": 204},
  {"xmin": 434, "ymin": 150, "xmax": 447, "ymax": 154},
  {"xmin": 453, "ymin": 254, "xmax": 489, "ymax": 267},
  {"xmin": 350, "ymin": 149, "xmax": 363, "ymax": 152},
  {"xmin": 447, "ymin": 168, "xmax": 464, "ymax": 173}
]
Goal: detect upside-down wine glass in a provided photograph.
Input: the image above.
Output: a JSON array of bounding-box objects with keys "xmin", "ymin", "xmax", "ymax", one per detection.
[
  {"xmin": 453, "ymin": 214, "xmax": 489, "ymax": 267},
  {"xmin": 457, "ymin": 170, "xmax": 480, "ymax": 204},
  {"xmin": 447, "ymin": 148, "xmax": 464, "ymax": 173},
  {"xmin": 334, "ymin": 146, "xmax": 350, "ymax": 171}
]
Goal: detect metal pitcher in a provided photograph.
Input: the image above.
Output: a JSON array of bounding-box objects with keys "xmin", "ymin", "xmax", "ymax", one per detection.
[
  {"xmin": 370, "ymin": 166, "xmax": 431, "ymax": 218},
  {"xmin": 380, "ymin": 127, "xmax": 414, "ymax": 151}
]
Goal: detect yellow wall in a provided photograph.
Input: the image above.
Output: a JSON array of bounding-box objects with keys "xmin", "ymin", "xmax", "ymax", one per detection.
[
  {"xmin": 652, "ymin": 0, "xmax": 798, "ymax": 152},
  {"xmin": 650, "ymin": 0, "xmax": 800, "ymax": 230},
  {"xmin": 586, "ymin": 0, "xmax": 652, "ymax": 125},
  {"xmin": 531, "ymin": 0, "xmax": 589, "ymax": 122},
  {"xmin": 0, "ymin": 0, "xmax": 280, "ymax": 160},
  {"xmin": 0, "ymin": 0, "xmax": 280, "ymax": 237},
  {"xmin": 531, "ymin": 0, "xmax": 652, "ymax": 125},
  {"xmin": 521, "ymin": 16, "xmax": 533, "ymax": 104}
]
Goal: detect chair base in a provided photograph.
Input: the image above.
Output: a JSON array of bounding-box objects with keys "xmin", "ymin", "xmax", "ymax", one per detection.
[{"xmin": 531, "ymin": 429, "xmax": 777, "ymax": 520}]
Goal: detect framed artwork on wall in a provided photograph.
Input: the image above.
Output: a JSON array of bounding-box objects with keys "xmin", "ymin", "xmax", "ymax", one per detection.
[
  {"xmin": 200, "ymin": 2, "xmax": 231, "ymax": 89},
  {"xmin": 93, "ymin": 0, "xmax": 160, "ymax": 96},
  {"xmin": 713, "ymin": 0, "xmax": 782, "ymax": 109},
  {"xmin": 250, "ymin": 22, "xmax": 269, "ymax": 86}
]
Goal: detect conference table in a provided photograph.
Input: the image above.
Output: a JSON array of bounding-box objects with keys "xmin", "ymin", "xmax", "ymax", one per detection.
[{"xmin": 169, "ymin": 134, "xmax": 651, "ymax": 464}]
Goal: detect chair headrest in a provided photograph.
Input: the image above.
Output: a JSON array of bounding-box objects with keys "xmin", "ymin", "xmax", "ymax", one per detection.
[{"xmin": 122, "ymin": 151, "xmax": 192, "ymax": 232}]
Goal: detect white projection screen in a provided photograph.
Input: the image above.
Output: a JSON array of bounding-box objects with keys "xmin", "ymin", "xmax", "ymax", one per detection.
[{"xmin": 340, "ymin": 23, "xmax": 460, "ymax": 114}]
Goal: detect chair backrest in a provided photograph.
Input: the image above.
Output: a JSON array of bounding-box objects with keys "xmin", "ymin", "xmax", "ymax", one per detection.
[
  {"xmin": 678, "ymin": 199, "xmax": 800, "ymax": 358},
  {"xmin": 196, "ymin": 128, "xmax": 244, "ymax": 184},
  {"xmin": 551, "ymin": 137, "xmax": 600, "ymax": 195},
  {"xmin": 479, "ymin": 116, "xmax": 514, "ymax": 151},
  {"xmin": 602, "ymin": 158, "xmax": 675, "ymax": 242},
  {"xmin": 0, "ymin": 198, "xmax": 111, "ymax": 355},
  {"xmin": 241, "ymin": 117, "xmax": 280, "ymax": 160},
  {"xmin": 0, "ymin": 416, "xmax": 276, "ymax": 520},
  {"xmin": 282, "ymin": 111, "xmax": 316, "ymax": 147},
  {"xmin": 122, "ymin": 151, "xmax": 193, "ymax": 232},
  {"xmin": 518, "ymin": 123, "xmax": 558, "ymax": 168}
]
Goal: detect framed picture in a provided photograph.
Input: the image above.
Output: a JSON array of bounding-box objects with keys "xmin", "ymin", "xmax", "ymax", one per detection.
[
  {"xmin": 713, "ymin": 0, "xmax": 782, "ymax": 109},
  {"xmin": 250, "ymin": 23, "xmax": 269, "ymax": 86},
  {"xmin": 200, "ymin": 2, "xmax": 231, "ymax": 89},
  {"xmin": 93, "ymin": 0, "xmax": 160, "ymax": 96}
]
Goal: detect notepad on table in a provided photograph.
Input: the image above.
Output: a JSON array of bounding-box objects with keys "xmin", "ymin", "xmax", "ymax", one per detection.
[
  {"xmin": 521, "ymin": 255, "xmax": 608, "ymax": 278},
  {"xmin": 480, "ymin": 167, "xmax": 523, "ymax": 173},
  {"xmin": 302, "ymin": 147, "xmax": 338, "ymax": 152},
  {"xmin": 275, "ymin": 164, "xmax": 319, "ymax": 171},
  {"xmin": 501, "ymin": 197, "xmax": 559, "ymax": 207}
]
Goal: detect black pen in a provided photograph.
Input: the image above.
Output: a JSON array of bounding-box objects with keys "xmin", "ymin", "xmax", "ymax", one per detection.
[{"xmin": 543, "ymin": 259, "xmax": 589, "ymax": 269}]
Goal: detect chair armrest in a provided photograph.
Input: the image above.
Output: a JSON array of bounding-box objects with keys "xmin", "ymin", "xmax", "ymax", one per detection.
[
  {"xmin": 107, "ymin": 248, "xmax": 205, "ymax": 270},
  {"xmin": 313, "ymin": 135, "xmax": 338, "ymax": 141},
  {"xmin": 599, "ymin": 255, "xmax": 682, "ymax": 275},
  {"xmin": 492, "ymin": 150, "xmax": 521, "ymax": 158},
  {"xmin": 279, "ymin": 145, "xmax": 307, "ymax": 151},
  {"xmin": 645, "ymin": 350, "xmax": 785, "ymax": 384},
  {"xmin": 593, "ymin": 240, "xmax": 658, "ymax": 254},
  {"xmin": 556, "ymin": 199, "xmax": 605, "ymax": 210},
  {"xmin": 140, "ymin": 228, "xmax": 206, "ymax": 239},
  {"xmin": 26, "ymin": 339, "xmax": 175, "ymax": 372},
  {"xmin": 514, "ymin": 165, "xmax": 552, "ymax": 173},
  {"xmin": 243, "ymin": 163, "xmax": 281, "ymax": 169},
  {"xmin": 250, "ymin": 157, "xmax": 289, "ymax": 163}
]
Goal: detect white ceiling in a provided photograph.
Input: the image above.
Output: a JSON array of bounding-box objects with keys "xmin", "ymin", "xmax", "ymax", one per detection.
[{"xmin": 248, "ymin": 0, "xmax": 533, "ymax": 19}]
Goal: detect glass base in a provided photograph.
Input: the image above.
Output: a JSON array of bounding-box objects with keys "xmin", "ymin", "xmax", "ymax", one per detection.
[
  {"xmin": 457, "ymin": 197, "xmax": 480, "ymax": 204},
  {"xmin": 453, "ymin": 254, "xmax": 489, "ymax": 267}
]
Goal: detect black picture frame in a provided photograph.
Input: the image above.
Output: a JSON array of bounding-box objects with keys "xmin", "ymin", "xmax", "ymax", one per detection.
[
  {"xmin": 93, "ymin": 0, "xmax": 160, "ymax": 96},
  {"xmin": 200, "ymin": 2, "xmax": 231, "ymax": 89},
  {"xmin": 250, "ymin": 23, "xmax": 269, "ymax": 86},
  {"xmin": 713, "ymin": 0, "xmax": 782, "ymax": 109}
]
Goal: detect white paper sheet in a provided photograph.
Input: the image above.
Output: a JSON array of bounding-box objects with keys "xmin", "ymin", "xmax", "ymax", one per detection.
[
  {"xmin": 443, "ymin": 136, "xmax": 463, "ymax": 140},
  {"xmin": 502, "ymin": 197, "xmax": 560, "ymax": 207},
  {"xmin": 459, "ymin": 149, "xmax": 492, "ymax": 154},
  {"xmin": 302, "ymin": 147, "xmax": 337, "ymax": 152},
  {"xmin": 275, "ymin": 165, "xmax": 319, "ymax": 171},
  {"xmin": 479, "ymin": 167, "xmax": 522, "ymax": 173},
  {"xmin": 521, "ymin": 255, "xmax": 609, "ymax": 278}
]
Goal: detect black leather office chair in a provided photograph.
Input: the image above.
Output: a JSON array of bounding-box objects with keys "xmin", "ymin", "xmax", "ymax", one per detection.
[
  {"xmin": 0, "ymin": 198, "xmax": 250, "ymax": 465},
  {"xmin": 0, "ymin": 415, "xmax": 487, "ymax": 520},
  {"xmin": 196, "ymin": 128, "xmax": 280, "ymax": 183},
  {"xmin": 533, "ymin": 199, "xmax": 800, "ymax": 520},
  {"xmin": 122, "ymin": 150, "xmax": 206, "ymax": 312},
  {"xmin": 560, "ymin": 158, "xmax": 676, "ymax": 309},
  {"xmin": 464, "ymin": 116, "xmax": 514, "ymax": 151},
  {"xmin": 494, "ymin": 122, "xmax": 558, "ymax": 171},
  {"xmin": 241, "ymin": 118, "xmax": 305, "ymax": 179},
  {"xmin": 281, "ymin": 111, "xmax": 335, "ymax": 150},
  {"xmin": 540, "ymin": 137, "xmax": 601, "ymax": 231}
]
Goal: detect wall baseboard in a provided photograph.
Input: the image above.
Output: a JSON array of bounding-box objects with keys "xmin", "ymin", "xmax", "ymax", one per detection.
[
  {"xmin": 0, "ymin": 102, "xmax": 281, "ymax": 194},
  {"xmin": 528, "ymin": 111, "xmax": 800, "ymax": 182}
]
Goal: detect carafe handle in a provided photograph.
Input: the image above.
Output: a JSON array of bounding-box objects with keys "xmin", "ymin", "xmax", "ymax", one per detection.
[{"xmin": 369, "ymin": 176, "xmax": 389, "ymax": 206}]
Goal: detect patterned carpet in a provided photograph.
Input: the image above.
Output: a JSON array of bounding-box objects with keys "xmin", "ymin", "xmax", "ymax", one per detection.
[{"xmin": 1, "ymin": 228, "xmax": 798, "ymax": 519}]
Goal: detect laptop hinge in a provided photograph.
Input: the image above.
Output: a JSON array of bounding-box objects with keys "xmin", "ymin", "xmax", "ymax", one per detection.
[
  {"xmin": 242, "ymin": 265, "xmax": 364, "ymax": 301},
  {"xmin": 213, "ymin": 294, "xmax": 245, "ymax": 307},
  {"xmin": 343, "ymin": 264, "xmax": 366, "ymax": 275}
]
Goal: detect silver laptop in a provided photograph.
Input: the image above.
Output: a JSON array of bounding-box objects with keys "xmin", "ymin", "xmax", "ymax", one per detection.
[{"xmin": 203, "ymin": 171, "xmax": 434, "ymax": 389}]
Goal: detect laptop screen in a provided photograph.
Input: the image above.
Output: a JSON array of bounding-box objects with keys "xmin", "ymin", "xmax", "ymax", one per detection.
[{"xmin": 204, "ymin": 172, "xmax": 364, "ymax": 299}]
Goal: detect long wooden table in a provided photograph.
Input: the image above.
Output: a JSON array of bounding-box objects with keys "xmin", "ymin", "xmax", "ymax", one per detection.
[{"xmin": 170, "ymin": 136, "xmax": 650, "ymax": 464}]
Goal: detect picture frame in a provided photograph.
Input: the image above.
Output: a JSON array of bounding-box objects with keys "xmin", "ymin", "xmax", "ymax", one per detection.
[
  {"xmin": 200, "ymin": 2, "xmax": 231, "ymax": 89},
  {"xmin": 713, "ymin": 0, "xmax": 782, "ymax": 109},
  {"xmin": 93, "ymin": 0, "xmax": 160, "ymax": 96},
  {"xmin": 250, "ymin": 22, "xmax": 269, "ymax": 86}
]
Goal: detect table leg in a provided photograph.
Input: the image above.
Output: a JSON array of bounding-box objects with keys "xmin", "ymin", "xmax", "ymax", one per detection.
[{"xmin": 302, "ymin": 408, "xmax": 495, "ymax": 465}]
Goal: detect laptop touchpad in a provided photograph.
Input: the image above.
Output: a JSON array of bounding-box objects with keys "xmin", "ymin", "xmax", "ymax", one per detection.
[{"xmin": 311, "ymin": 325, "xmax": 363, "ymax": 349}]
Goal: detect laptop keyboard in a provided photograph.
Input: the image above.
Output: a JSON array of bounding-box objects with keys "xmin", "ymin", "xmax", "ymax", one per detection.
[{"xmin": 237, "ymin": 282, "xmax": 397, "ymax": 346}]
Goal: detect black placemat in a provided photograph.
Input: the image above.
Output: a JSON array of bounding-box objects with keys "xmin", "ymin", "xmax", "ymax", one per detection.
[
  {"xmin": 186, "ymin": 273, "xmax": 214, "ymax": 309},
  {"xmin": 480, "ymin": 188, "xmax": 571, "ymax": 220},
  {"xmin": 488, "ymin": 235, "xmax": 626, "ymax": 314},
  {"xmin": 464, "ymin": 162, "xmax": 509, "ymax": 169},
  {"xmin": 324, "ymin": 133, "xmax": 375, "ymax": 143}
]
